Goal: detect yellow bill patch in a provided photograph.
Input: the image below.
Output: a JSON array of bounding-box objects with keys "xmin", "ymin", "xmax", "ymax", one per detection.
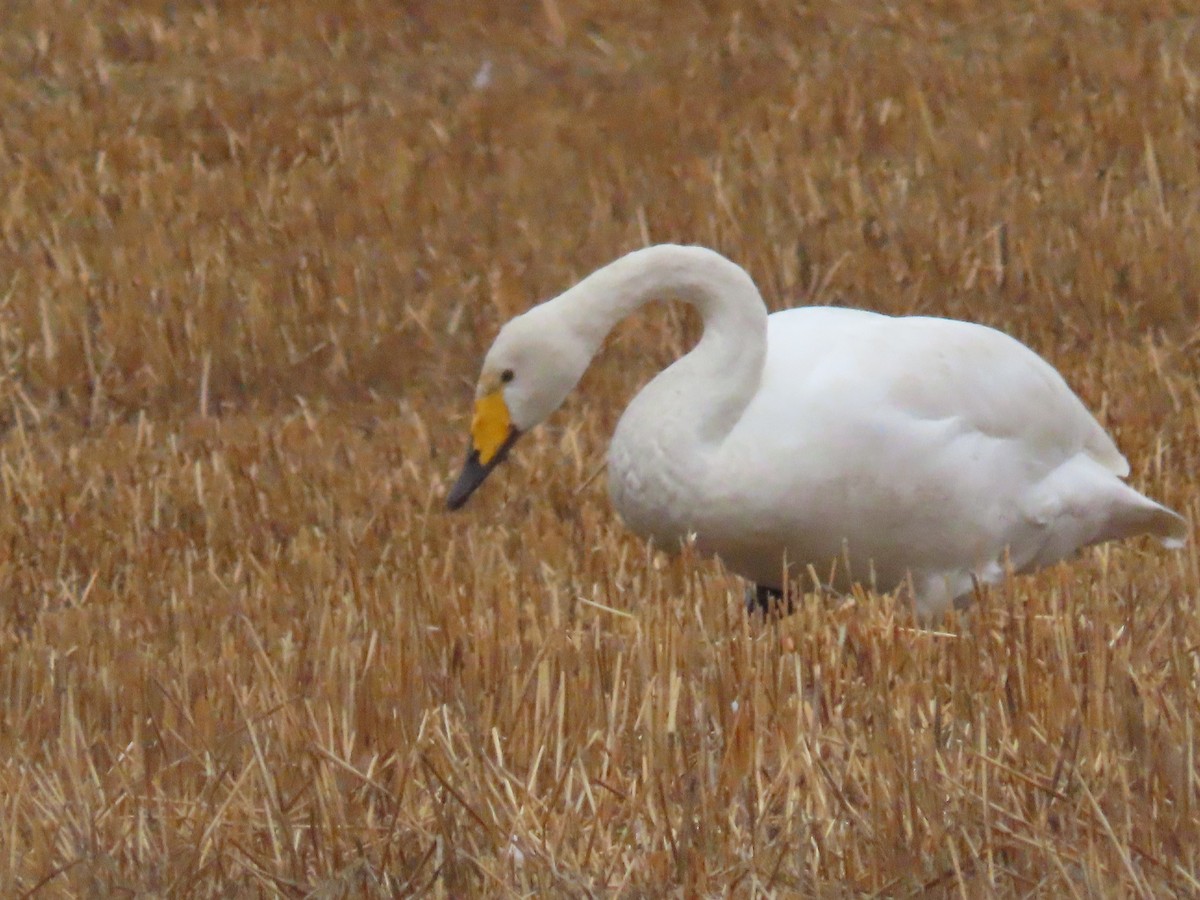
[{"xmin": 472, "ymin": 390, "xmax": 512, "ymax": 464}]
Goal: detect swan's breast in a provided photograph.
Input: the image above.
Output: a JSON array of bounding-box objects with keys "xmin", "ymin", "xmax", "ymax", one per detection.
[{"xmin": 606, "ymin": 389, "xmax": 707, "ymax": 548}]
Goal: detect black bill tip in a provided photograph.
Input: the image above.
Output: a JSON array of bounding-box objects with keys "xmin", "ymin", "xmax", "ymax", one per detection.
[
  {"xmin": 446, "ymin": 448, "xmax": 488, "ymax": 510},
  {"xmin": 446, "ymin": 429, "xmax": 521, "ymax": 510}
]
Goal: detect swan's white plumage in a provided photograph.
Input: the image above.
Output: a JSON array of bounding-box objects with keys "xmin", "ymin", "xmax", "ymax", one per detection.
[{"xmin": 456, "ymin": 245, "xmax": 1187, "ymax": 616}]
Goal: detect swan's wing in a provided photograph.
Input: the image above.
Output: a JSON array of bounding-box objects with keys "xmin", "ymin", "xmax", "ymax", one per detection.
[
  {"xmin": 867, "ymin": 315, "xmax": 1128, "ymax": 476},
  {"xmin": 758, "ymin": 307, "xmax": 1125, "ymax": 475},
  {"xmin": 831, "ymin": 315, "xmax": 1188, "ymax": 558}
]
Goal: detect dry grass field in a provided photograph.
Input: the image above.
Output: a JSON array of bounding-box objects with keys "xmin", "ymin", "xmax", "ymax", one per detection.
[{"xmin": 1, "ymin": 0, "xmax": 1199, "ymax": 895}]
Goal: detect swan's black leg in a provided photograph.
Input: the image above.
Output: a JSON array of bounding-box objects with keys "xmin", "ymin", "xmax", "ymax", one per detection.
[{"xmin": 746, "ymin": 583, "xmax": 790, "ymax": 616}]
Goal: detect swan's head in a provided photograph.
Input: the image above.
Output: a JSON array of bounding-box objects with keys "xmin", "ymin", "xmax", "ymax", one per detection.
[{"xmin": 447, "ymin": 305, "xmax": 590, "ymax": 510}]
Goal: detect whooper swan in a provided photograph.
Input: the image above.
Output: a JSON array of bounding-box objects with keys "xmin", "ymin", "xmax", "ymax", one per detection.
[{"xmin": 447, "ymin": 245, "xmax": 1187, "ymax": 617}]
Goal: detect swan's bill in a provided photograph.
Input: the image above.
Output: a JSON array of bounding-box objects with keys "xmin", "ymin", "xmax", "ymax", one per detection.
[
  {"xmin": 447, "ymin": 390, "xmax": 521, "ymax": 510},
  {"xmin": 470, "ymin": 390, "xmax": 514, "ymax": 465},
  {"xmin": 446, "ymin": 429, "xmax": 521, "ymax": 509}
]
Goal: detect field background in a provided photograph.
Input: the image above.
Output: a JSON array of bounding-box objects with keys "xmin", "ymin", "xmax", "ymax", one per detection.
[{"xmin": 1, "ymin": 1, "xmax": 1198, "ymax": 896}]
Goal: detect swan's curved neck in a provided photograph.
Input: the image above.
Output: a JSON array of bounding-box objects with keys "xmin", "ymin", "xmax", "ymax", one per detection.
[{"xmin": 554, "ymin": 244, "xmax": 769, "ymax": 441}]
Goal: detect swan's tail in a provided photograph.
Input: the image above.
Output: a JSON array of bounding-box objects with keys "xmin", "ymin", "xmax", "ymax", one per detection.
[
  {"xmin": 1023, "ymin": 456, "xmax": 1188, "ymax": 569},
  {"xmin": 1118, "ymin": 493, "xmax": 1188, "ymax": 549},
  {"xmin": 1080, "ymin": 475, "xmax": 1187, "ymax": 551}
]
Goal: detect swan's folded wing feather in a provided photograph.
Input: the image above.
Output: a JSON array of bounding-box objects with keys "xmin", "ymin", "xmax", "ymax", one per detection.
[{"xmin": 875, "ymin": 317, "xmax": 1129, "ymax": 477}]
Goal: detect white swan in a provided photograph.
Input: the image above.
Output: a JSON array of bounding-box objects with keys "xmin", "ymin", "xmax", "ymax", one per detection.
[{"xmin": 447, "ymin": 245, "xmax": 1187, "ymax": 617}]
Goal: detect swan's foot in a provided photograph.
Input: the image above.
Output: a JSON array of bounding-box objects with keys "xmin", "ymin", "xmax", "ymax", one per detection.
[{"xmin": 746, "ymin": 583, "xmax": 793, "ymax": 617}]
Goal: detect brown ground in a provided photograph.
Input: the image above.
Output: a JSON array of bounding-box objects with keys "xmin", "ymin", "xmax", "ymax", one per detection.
[{"xmin": 1, "ymin": 1, "xmax": 1198, "ymax": 895}]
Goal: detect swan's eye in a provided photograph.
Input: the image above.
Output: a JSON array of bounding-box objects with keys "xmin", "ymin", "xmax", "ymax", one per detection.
[{"xmin": 500, "ymin": 369, "xmax": 515, "ymax": 384}]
